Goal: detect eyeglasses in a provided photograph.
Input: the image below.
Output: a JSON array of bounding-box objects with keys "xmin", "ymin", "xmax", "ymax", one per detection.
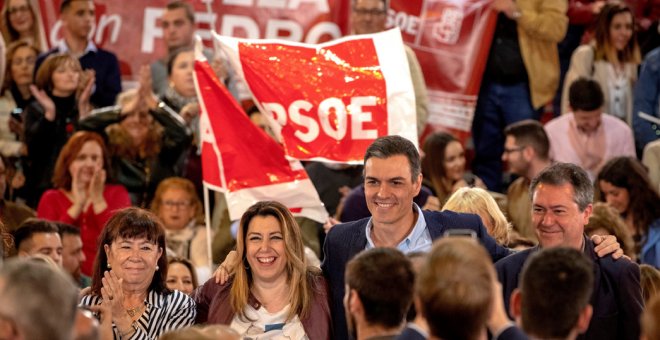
[
  {"xmin": 11, "ymin": 56, "xmax": 36, "ymax": 67},
  {"xmin": 502, "ymin": 146, "xmax": 525, "ymax": 154},
  {"xmin": 353, "ymin": 8, "xmax": 386, "ymax": 16},
  {"xmin": 8, "ymin": 5, "xmax": 30, "ymax": 16},
  {"xmin": 162, "ymin": 200, "xmax": 191, "ymax": 209}
]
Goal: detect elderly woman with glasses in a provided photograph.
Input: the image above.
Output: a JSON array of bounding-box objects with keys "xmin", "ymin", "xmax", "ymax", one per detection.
[{"xmin": 151, "ymin": 177, "xmax": 212, "ymax": 279}]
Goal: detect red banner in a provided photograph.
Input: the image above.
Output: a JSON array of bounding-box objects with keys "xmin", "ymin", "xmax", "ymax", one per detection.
[
  {"xmin": 389, "ymin": 0, "xmax": 496, "ymax": 135},
  {"xmin": 37, "ymin": 0, "xmax": 350, "ymax": 80},
  {"xmin": 216, "ymin": 29, "xmax": 418, "ymax": 163},
  {"xmin": 194, "ymin": 44, "xmax": 327, "ymax": 223}
]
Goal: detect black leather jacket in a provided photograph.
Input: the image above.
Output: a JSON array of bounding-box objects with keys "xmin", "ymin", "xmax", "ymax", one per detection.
[{"xmin": 78, "ymin": 102, "xmax": 192, "ymax": 207}]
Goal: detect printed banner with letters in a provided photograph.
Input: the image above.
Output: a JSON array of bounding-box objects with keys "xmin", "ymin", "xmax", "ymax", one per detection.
[{"xmin": 215, "ymin": 28, "xmax": 418, "ymax": 163}]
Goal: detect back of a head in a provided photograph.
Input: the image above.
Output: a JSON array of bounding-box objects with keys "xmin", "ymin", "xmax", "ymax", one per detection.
[
  {"xmin": 642, "ymin": 294, "xmax": 660, "ymax": 340},
  {"xmin": 159, "ymin": 325, "xmax": 240, "ymax": 340},
  {"xmin": 345, "ymin": 247, "xmax": 415, "ymax": 329},
  {"xmin": 13, "ymin": 218, "xmax": 59, "ymax": 252},
  {"xmin": 640, "ymin": 264, "xmax": 660, "ymax": 304},
  {"xmin": 417, "ymin": 237, "xmax": 494, "ymax": 340},
  {"xmin": 504, "ymin": 119, "xmax": 550, "ymax": 160},
  {"xmin": 568, "ymin": 78, "xmax": 604, "ymax": 112},
  {"xmin": 519, "ymin": 247, "xmax": 594, "ymax": 339},
  {"xmin": 0, "ymin": 258, "xmax": 78, "ymax": 340},
  {"xmin": 584, "ymin": 202, "xmax": 634, "ymax": 257}
]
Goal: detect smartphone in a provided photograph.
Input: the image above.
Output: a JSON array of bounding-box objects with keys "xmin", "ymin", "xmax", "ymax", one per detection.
[
  {"xmin": 443, "ymin": 229, "xmax": 477, "ymax": 239},
  {"xmin": 10, "ymin": 108, "xmax": 22, "ymax": 122}
]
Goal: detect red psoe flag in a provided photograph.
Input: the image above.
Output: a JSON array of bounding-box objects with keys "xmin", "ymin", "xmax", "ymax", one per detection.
[
  {"xmin": 194, "ymin": 42, "xmax": 328, "ymax": 223},
  {"xmin": 214, "ymin": 28, "xmax": 417, "ymax": 163}
]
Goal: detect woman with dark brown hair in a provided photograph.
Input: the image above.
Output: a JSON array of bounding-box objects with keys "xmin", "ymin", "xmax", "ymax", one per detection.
[
  {"xmin": 79, "ymin": 208, "xmax": 196, "ymax": 339},
  {"xmin": 596, "ymin": 156, "xmax": 660, "ymax": 267},
  {"xmin": 36, "ymin": 131, "xmax": 130, "ymax": 275},
  {"xmin": 422, "ymin": 131, "xmax": 485, "ymax": 205},
  {"xmin": 562, "ymin": 2, "xmax": 641, "ymax": 123}
]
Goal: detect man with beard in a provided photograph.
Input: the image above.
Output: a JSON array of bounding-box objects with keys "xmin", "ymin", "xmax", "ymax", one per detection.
[{"xmin": 57, "ymin": 223, "xmax": 90, "ymax": 287}]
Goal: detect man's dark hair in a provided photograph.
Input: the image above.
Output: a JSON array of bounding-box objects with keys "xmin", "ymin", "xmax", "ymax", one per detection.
[
  {"xmin": 529, "ymin": 162, "xmax": 593, "ymax": 211},
  {"xmin": 166, "ymin": 0, "xmax": 195, "ymax": 24},
  {"xmin": 504, "ymin": 120, "xmax": 550, "ymax": 160},
  {"xmin": 56, "ymin": 223, "xmax": 80, "ymax": 237},
  {"xmin": 520, "ymin": 247, "xmax": 594, "ymax": 338},
  {"xmin": 569, "ymin": 78, "xmax": 604, "ymax": 112},
  {"xmin": 345, "ymin": 247, "xmax": 415, "ymax": 328},
  {"xmin": 364, "ymin": 135, "xmax": 421, "ymax": 181},
  {"xmin": 60, "ymin": 0, "xmax": 93, "ymax": 14},
  {"xmin": 13, "ymin": 219, "xmax": 59, "ymax": 251}
]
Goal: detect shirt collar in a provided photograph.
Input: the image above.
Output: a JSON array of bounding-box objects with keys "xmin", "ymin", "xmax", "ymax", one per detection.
[
  {"xmin": 57, "ymin": 40, "xmax": 98, "ymax": 55},
  {"xmin": 365, "ymin": 203, "xmax": 427, "ymax": 251}
]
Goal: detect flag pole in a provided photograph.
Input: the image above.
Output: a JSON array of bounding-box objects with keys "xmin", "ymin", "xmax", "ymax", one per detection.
[{"xmin": 203, "ymin": 183, "xmax": 214, "ymax": 267}]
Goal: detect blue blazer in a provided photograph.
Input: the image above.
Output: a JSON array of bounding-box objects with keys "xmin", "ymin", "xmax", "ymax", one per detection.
[
  {"xmin": 495, "ymin": 236, "xmax": 643, "ymax": 340},
  {"xmin": 322, "ymin": 209, "xmax": 511, "ymax": 340}
]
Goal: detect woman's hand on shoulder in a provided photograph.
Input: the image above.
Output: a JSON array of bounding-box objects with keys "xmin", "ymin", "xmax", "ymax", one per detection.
[{"xmin": 214, "ymin": 250, "xmax": 238, "ymax": 284}]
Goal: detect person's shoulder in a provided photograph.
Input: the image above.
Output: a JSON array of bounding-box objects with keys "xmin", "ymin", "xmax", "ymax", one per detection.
[
  {"xmin": 39, "ymin": 189, "xmax": 64, "ymax": 201},
  {"xmin": 79, "ymin": 294, "xmax": 101, "ymax": 307},
  {"xmin": 328, "ymin": 217, "xmax": 369, "ymax": 238},
  {"xmin": 602, "ymin": 113, "xmax": 632, "ymax": 129},
  {"xmin": 495, "ymin": 247, "xmax": 535, "ymax": 270},
  {"xmin": 423, "ymin": 209, "xmax": 480, "ymax": 225},
  {"xmin": 545, "ymin": 114, "xmax": 571, "ymax": 130},
  {"xmin": 573, "ymin": 44, "xmax": 595, "ymax": 58},
  {"xmin": 95, "ymin": 47, "xmax": 119, "ymax": 61},
  {"xmin": 166, "ymin": 289, "xmax": 196, "ymax": 307}
]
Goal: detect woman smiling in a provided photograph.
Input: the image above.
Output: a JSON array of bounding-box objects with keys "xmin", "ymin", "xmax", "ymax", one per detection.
[{"xmin": 194, "ymin": 201, "xmax": 331, "ymax": 339}]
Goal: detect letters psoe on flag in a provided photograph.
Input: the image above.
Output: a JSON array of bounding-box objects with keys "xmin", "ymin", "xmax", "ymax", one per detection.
[
  {"xmin": 214, "ymin": 28, "xmax": 417, "ymax": 164},
  {"xmin": 193, "ymin": 38, "xmax": 328, "ymax": 223}
]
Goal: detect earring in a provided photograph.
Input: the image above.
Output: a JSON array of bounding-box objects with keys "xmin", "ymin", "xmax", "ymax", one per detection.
[
  {"xmin": 107, "ymin": 263, "xmax": 111, "ymax": 269},
  {"xmin": 155, "ymin": 265, "xmax": 159, "ymax": 271}
]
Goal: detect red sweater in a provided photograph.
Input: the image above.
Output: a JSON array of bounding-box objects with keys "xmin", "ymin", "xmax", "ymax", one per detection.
[{"xmin": 37, "ymin": 184, "xmax": 131, "ymax": 275}]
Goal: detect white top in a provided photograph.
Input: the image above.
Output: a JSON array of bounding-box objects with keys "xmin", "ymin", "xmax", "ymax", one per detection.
[{"xmin": 230, "ymin": 304, "xmax": 308, "ymax": 340}]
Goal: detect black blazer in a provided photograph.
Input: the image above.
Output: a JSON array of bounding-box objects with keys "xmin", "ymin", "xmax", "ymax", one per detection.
[
  {"xmin": 495, "ymin": 236, "xmax": 643, "ymax": 340},
  {"xmin": 322, "ymin": 209, "xmax": 511, "ymax": 340}
]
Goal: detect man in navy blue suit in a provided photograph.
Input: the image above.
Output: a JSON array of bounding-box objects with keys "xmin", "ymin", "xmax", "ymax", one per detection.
[
  {"xmin": 322, "ymin": 135, "xmax": 512, "ymax": 340},
  {"xmin": 495, "ymin": 163, "xmax": 643, "ymax": 340},
  {"xmin": 36, "ymin": 0, "xmax": 121, "ymax": 108}
]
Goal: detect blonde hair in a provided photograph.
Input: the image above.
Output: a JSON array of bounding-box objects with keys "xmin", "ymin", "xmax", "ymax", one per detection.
[
  {"xmin": 231, "ymin": 201, "xmax": 315, "ymax": 322},
  {"xmin": 442, "ymin": 187, "xmax": 510, "ymax": 245}
]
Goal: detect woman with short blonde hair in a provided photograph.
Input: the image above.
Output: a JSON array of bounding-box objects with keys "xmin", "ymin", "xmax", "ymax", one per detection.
[{"xmin": 442, "ymin": 187, "xmax": 510, "ymax": 245}]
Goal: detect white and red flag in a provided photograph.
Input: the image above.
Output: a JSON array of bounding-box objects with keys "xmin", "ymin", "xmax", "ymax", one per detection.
[
  {"xmin": 213, "ymin": 28, "xmax": 417, "ymax": 163},
  {"xmin": 194, "ymin": 43, "xmax": 328, "ymax": 223}
]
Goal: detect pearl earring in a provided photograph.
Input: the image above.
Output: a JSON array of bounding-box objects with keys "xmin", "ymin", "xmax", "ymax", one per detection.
[
  {"xmin": 156, "ymin": 265, "xmax": 159, "ymax": 271},
  {"xmin": 107, "ymin": 263, "xmax": 111, "ymax": 269}
]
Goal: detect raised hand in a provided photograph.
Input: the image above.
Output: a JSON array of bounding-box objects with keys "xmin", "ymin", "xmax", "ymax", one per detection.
[
  {"xmin": 67, "ymin": 166, "xmax": 89, "ymax": 219},
  {"xmin": 78, "ymin": 69, "xmax": 95, "ymax": 119},
  {"xmin": 29, "ymin": 85, "xmax": 56, "ymax": 121},
  {"xmin": 89, "ymin": 168, "xmax": 108, "ymax": 214}
]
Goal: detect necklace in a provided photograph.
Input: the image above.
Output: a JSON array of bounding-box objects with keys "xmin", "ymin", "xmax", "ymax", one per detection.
[{"xmin": 126, "ymin": 305, "xmax": 143, "ymax": 318}]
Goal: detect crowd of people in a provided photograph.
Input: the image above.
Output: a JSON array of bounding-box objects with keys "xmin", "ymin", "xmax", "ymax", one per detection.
[{"xmin": 0, "ymin": 0, "xmax": 659, "ymax": 339}]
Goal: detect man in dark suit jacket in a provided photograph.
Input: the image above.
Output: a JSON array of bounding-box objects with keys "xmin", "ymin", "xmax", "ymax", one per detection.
[
  {"xmin": 36, "ymin": 0, "xmax": 121, "ymax": 108},
  {"xmin": 496, "ymin": 163, "xmax": 643, "ymax": 340},
  {"xmin": 322, "ymin": 135, "xmax": 512, "ymax": 340}
]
